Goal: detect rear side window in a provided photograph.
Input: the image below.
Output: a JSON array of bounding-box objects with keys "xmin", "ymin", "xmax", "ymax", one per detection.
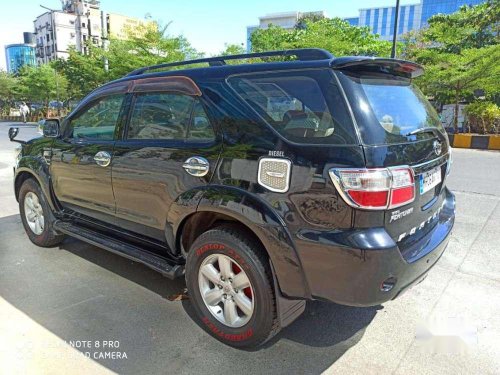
[
  {"xmin": 228, "ymin": 69, "xmax": 357, "ymax": 145},
  {"xmin": 127, "ymin": 93, "xmax": 215, "ymax": 141}
]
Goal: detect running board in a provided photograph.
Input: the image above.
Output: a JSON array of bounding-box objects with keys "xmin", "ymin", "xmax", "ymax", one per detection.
[{"xmin": 53, "ymin": 220, "xmax": 184, "ymax": 279}]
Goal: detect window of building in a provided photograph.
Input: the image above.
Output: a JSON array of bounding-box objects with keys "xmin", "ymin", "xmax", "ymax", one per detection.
[{"xmin": 82, "ymin": 22, "xmax": 86, "ymax": 28}]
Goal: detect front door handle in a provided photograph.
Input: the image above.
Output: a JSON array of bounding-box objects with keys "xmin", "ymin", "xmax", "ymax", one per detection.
[
  {"xmin": 94, "ymin": 151, "xmax": 112, "ymax": 167},
  {"xmin": 182, "ymin": 156, "xmax": 209, "ymax": 177}
]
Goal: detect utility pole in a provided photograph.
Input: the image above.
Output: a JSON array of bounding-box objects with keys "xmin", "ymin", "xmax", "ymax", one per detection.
[{"xmin": 391, "ymin": 0, "xmax": 401, "ymax": 58}]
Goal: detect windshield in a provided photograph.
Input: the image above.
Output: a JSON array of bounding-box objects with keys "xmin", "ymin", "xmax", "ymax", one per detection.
[{"xmin": 337, "ymin": 71, "xmax": 445, "ymax": 145}]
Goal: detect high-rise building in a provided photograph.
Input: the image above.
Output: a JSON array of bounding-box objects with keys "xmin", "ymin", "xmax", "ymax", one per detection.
[
  {"xmin": 33, "ymin": 0, "xmax": 151, "ymax": 65},
  {"xmin": 5, "ymin": 43, "xmax": 36, "ymax": 73},
  {"xmin": 246, "ymin": 11, "xmax": 327, "ymax": 52},
  {"xmin": 344, "ymin": 0, "xmax": 485, "ymax": 40}
]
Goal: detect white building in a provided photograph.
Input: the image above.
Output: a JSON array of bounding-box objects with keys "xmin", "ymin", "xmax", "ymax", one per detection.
[
  {"xmin": 34, "ymin": 0, "xmax": 102, "ymax": 65},
  {"xmin": 33, "ymin": 0, "xmax": 149, "ymax": 65},
  {"xmin": 34, "ymin": 11, "xmax": 75, "ymax": 64},
  {"xmin": 246, "ymin": 11, "xmax": 327, "ymax": 52}
]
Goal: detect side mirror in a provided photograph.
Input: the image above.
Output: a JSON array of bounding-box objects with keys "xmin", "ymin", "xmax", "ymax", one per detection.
[
  {"xmin": 8, "ymin": 127, "xmax": 19, "ymax": 142},
  {"xmin": 42, "ymin": 119, "xmax": 60, "ymax": 138}
]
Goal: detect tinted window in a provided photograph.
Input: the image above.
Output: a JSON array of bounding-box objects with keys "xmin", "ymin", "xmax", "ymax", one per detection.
[
  {"xmin": 228, "ymin": 69, "xmax": 356, "ymax": 145},
  {"xmin": 337, "ymin": 72, "xmax": 445, "ymax": 145},
  {"xmin": 362, "ymin": 77, "xmax": 443, "ymax": 134},
  {"xmin": 69, "ymin": 95, "xmax": 124, "ymax": 140},
  {"xmin": 187, "ymin": 101, "xmax": 215, "ymax": 141},
  {"xmin": 128, "ymin": 93, "xmax": 193, "ymax": 140}
]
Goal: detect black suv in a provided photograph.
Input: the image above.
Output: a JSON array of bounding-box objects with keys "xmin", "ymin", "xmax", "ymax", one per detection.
[{"xmin": 10, "ymin": 49, "xmax": 455, "ymax": 348}]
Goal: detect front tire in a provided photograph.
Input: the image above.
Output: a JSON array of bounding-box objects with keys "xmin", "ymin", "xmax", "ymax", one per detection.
[
  {"xmin": 19, "ymin": 178, "xmax": 64, "ymax": 247},
  {"xmin": 185, "ymin": 225, "xmax": 280, "ymax": 348}
]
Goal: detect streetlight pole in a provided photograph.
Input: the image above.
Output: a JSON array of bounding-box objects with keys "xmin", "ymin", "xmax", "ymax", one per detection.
[
  {"xmin": 54, "ymin": 69, "xmax": 60, "ymax": 117},
  {"xmin": 391, "ymin": 0, "xmax": 401, "ymax": 58}
]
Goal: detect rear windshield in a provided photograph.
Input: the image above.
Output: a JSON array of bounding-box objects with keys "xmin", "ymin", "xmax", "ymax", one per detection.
[
  {"xmin": 228, "ymin": 69, "xmax": 357, "ymax": 145},
  {"xmin": 336, "ymin": 71, "xmax": 445, "ymax": 145}
]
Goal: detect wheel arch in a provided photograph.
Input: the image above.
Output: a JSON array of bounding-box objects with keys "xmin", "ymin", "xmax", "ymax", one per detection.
[
  {"xmin": 14, "ymin": 167, "xmax": 57, "ymax": 211},
  {"xmin": 175, "ymin": 185, "xmax": 311, "ymax": 299}
]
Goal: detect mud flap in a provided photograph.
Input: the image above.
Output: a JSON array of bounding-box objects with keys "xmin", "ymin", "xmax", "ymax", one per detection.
[{"xmin": 270, "ymin": 261, "xmax": 306, "ymax": 328}]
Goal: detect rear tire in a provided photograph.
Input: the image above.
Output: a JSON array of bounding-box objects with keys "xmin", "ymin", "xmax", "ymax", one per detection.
[
  {"xmin": 185, "ymin": 225, "xmax": 280, "ymax": 348},
  {"xmin": 19, "ymin": 178, "xmax": 64, "ymax": 247}
]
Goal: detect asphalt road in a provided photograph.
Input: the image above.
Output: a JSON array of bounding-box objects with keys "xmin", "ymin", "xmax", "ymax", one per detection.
[{"xmin": 1, "ymin": 121, "xmax": 499, "ymax": 375}]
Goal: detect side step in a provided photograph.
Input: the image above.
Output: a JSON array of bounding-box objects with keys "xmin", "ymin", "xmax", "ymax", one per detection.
[{"xmin": 54, "ymin": 220, "xmax": 184, "ymax": 279}]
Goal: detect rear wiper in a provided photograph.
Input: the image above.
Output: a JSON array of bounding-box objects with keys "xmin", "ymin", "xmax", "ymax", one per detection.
[{"xmin": 406, "ymin": 127, "xmax": 441, "ymax": 137}]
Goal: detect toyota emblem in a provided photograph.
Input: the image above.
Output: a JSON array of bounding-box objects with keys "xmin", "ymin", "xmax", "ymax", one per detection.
[{"xmin": 433, "ymin": 140, "xmax": 442, "ymax": 156}]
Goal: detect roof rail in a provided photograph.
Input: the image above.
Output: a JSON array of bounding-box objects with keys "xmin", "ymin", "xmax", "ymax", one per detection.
[{"xmin": 126, "ymin": 48, "xmax": 334, "ymax": 77}]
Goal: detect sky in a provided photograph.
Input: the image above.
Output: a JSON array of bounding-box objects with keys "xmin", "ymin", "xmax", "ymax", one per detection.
[{"xmin": 0, "ymin": 0, "xmax": 418, "ymax": 70}]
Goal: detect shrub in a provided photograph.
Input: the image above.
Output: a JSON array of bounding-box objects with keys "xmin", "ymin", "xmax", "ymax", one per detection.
[{"xmin": 464, "ymin": 101, "xmax": 500, "ymax": 134}]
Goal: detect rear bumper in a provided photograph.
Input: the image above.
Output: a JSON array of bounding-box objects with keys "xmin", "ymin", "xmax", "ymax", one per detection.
[{"xmin": 293, "ymin": 188, "xmax": 455, "ymax": 306}]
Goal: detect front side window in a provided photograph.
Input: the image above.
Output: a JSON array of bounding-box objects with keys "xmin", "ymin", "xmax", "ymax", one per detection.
[
  {"xmin": 228, "ymin": 69, "xmax": 357, "ymax": 145},
  {"xmin": 127, "ymin": 93, "xmax": 215, "ymax": 141},
  {"xmin": 69, "ymin": 95, "xmax": 124, "ymax": 140}
]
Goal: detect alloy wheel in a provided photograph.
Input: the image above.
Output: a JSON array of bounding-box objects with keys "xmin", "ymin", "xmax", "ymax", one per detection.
[
  {"xmin": 24, "ymin": 191, "xmax": 45, "ymax": 235},
  {"xmin": 198, "ymin": 254, "xmax": 254, "ymax": 328}
]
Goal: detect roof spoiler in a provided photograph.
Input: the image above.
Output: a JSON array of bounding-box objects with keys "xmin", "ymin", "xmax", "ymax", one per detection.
[{"xmin": 330, "ymin": 57, "xmax": 424, "ymax": 78}]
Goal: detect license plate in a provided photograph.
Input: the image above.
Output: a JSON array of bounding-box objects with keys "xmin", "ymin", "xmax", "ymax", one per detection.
[{"xmin": 419, "ymin": 167, "xmax": 441, "ymax": 195}]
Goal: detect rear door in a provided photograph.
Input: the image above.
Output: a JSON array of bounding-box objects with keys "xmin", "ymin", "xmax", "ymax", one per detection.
[
  {"xmin": 111, "ymin": 84, "xmax": 221, "ymax": 243},
  {"xmin": 335, "ymin": 66, "xmax": 451, "ymax": 246}
]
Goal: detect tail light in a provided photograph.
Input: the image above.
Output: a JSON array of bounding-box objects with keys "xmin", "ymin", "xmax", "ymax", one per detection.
[{"xmin": 329, "ymin": 166, "xmax": 415, "ymax": 210}]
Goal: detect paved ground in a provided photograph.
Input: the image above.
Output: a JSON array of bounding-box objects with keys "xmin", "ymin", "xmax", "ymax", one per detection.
[{"xmin": 0, "ymin": 121, "xmax": 499, "ymax": 375}]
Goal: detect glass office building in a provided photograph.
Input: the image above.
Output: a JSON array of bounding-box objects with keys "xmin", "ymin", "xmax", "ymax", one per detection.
[
  {"xmin": 421, "ymin": 0, "xmax": 483, "ymax": 24},
  {"xmin": 5, "ymin": 44, "xmax": 36, "ymax": 73},
  {"xmin": 345, "ymin": 0, "xmax": 485, "ymax": 40}
]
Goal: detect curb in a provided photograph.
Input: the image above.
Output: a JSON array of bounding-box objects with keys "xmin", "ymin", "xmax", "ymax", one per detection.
[
  {"xmin": 448, "ymin": 134, "xmax": 500, "ymax": 150},
  {"xmin": 0, "ymin": 116, "xmax": 41, "ymax": 122}
]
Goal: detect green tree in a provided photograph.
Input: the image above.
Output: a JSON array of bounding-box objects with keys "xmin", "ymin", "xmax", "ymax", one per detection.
[
  {"xmin": 219, "ymin": 44, "xmax": 246, "ymax": 56},
  {"xmin": 422, "ymin": 0, "xmax": 500, "ymax": 53},
  {"xmin": 0, "ymin": 71, "xmax": 18, "ymax": 111},
  {"xmin": 250, "ymin": 18, "xmax": 394, "ymax": 57},
  {"xmin": 53, "ymin": 21, "xmax": 201, "ymax": 99},
  {"xmin": 52, "ymin": 46, "xmax": 108, "ymax": 101},
  {"xmin": 464, "ymin": 101, "xmax": 500, "ymax": 134},
  {"xmin": 296, "ymin": 13, "xmax": 326, "ymax": 30},
  {"xmin": 105, "ymin": 21, "xmax": 202, "ymax": 78},
  {"xmin": 17, "ymin": 65, "xmax": 68, "ymax": 106},
  {"xmin": 404, "ymin": 1, "xmax": 500, "ymax": 131}
]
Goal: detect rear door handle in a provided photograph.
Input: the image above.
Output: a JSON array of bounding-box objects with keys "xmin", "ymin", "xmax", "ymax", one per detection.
[
  {"xmin": 94, "ymin": 151, "xmax": 112, "ymax": 167},
  {"xmin": 182, "ymin": 156, "xmax": 209, "ymax": 177}
]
